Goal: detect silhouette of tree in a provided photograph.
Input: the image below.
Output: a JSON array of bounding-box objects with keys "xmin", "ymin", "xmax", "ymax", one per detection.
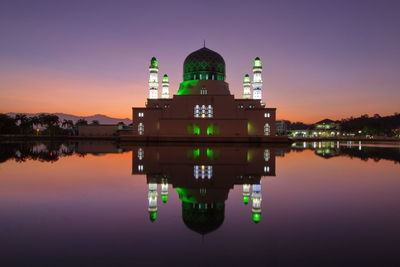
[
  {"xmin": 0, "ymin": 114, "xmax": 18, "ymax": 134},
  {"xmin": 76, "ymin": 119, "xmax": 88, "ymax": 126}
]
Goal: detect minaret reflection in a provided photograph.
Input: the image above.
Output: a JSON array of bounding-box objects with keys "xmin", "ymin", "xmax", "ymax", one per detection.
[
  {"xmin": 131, "ymin": 145, "xmax": 279, "ymax": 234},
  {"xmin": 148, "ymin": 183, "xmax": 158, "ymax": 222}
]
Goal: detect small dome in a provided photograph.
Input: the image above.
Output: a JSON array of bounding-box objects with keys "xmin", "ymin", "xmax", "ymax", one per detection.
[{"xmin": 183, "ymin": 47, "xmax": 225, "ymax": 81}]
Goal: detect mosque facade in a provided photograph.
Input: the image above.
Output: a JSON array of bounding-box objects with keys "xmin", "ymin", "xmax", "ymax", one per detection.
[{"xmin": 128, "ymin": 46, "xmax": 282, "ymax": 141}]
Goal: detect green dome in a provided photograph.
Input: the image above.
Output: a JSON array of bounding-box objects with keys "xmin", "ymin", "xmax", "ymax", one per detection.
[
  {"xmin": 182, "ymin": 202, "xmax": 225, "ymax": 235},
  {"xmin": 183, "ymin": 47, "xmax": 225, "ymax": 81}
]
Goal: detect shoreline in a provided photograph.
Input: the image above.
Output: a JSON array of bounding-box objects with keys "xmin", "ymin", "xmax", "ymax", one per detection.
[{"xmin": 0, "ymin": 135, "xmax": 399, "ymax": 143}]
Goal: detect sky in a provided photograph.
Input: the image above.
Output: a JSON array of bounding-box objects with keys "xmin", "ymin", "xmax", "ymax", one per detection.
[{"xmin": 0, "ymin": 0, "xmax": 399, "ymax": 123}]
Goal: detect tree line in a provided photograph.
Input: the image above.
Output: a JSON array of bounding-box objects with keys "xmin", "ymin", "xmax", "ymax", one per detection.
[
  {"xmin": 285, "ymin": 113, "xmax": 400, "ymax": 137},
  {"xmin": 0, "ymin": 113, "xmax": 109, "ymax": 135}
]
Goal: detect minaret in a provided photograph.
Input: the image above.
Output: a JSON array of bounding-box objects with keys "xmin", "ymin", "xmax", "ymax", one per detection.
[
  {"xmin": 161, "ymin": 179, "xmax": 169, "ymax": 203},
  {"xmin": 252, "ymin": 57, "xmax": 263, "ymax": 100},
  {"xmin": 242, "ymin": 74, "xmax": 251, "ymax": 99},
  {"xmin": 149, "ymin": 57, "xmax": 159, "ymax": 99},
  {"xmin": 161, "ymin": 74, "xmax": 169, "ymax": 99},
  {"xmin": 242, "ymin": 184, "xmax": 251, "ymax": 204},
  {"xmin": 251, "ymin": 183, "xmax": 262, "ymax": 223},
  {"xmin": 148, "ymin": 182, "xmax": 158, "ymax": 222}
]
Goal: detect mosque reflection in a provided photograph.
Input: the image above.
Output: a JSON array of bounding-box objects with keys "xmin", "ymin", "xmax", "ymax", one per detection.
[{"xmin": 131, "ymin": 145, "xmax": 279, "ymax": 233}]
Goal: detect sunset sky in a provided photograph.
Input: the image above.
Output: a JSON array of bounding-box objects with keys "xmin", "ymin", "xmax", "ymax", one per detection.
[{"xmin": 1, "ymin": 0, "xmax": 399, "ymax": 123}]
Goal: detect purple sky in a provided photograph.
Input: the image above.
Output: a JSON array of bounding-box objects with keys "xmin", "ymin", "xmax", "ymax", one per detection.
[{"xmin": 1, "ymin": 0, "xmax": 399, "ymax": 122}]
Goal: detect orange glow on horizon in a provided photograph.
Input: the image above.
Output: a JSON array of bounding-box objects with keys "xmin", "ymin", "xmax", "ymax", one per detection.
[{"xmin": 1, "ymin": 70, "xmax": 398, "ymax": 124}]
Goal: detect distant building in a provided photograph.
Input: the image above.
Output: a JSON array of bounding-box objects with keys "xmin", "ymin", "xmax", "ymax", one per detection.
[
  {"xmin": 276, "ymin": 120, "xmax": 289, "ymax": 135},
  {"xmin": 289, "ymin": 119, "xmax": 340, "ymax": 138},
  {"xmin": 126, "ymin": 46, "xmax": 284, "ymax": 141}
]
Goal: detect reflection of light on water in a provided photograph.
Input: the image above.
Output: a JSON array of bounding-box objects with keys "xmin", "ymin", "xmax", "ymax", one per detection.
[{"xmin": 194, "ymin": 165, "xmax": 212, "ymax": 179}]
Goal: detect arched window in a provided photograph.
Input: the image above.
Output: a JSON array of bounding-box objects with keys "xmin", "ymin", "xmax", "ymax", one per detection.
[
  {"xmin": 264, "ymin": 149, "xmax": 270, "ymax": 162},
  {"xmin": 201, "ymin": 105, "xmax": 206, "ymax": 118},
  {"xmin": 194, "ymin": 105, "xmax": 213, "ymax": 118},
  {"xmin": 138, "ymin": 122, "xmax": 144, "ymax": 135},
  {"xmin": 208, "ymin": 105, "xmax": 213, "ymax": 118},
  {"xmin": 138, "ymin": 148, "xmax": 144, "ymax": 160},
  {"xmin": 194, "ymin": 105, "xmax": 200, "ymax": 118},
  {"xmin": 264, "ymin": 123, "xmax": 270, "ymax": 136}
]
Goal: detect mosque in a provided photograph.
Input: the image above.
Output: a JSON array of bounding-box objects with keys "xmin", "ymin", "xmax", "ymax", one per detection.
[
  {"xmin": 130, "ymin": 145, "xmax": 278, "ymax": 234},
  {"xmin": 124, "ymin": 46, "xmax": 286, "ymax": 142}
]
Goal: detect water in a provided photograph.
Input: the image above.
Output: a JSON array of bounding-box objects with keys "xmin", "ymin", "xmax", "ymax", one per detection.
[{"xmin": 0, "ymin": 141, "xmax": 399, "ymax": 266}]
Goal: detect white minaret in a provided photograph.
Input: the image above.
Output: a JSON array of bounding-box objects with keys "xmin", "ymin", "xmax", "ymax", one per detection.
[
  {"xmin": 161, "ymin": 74, "xmax": 169, "ymax": 99},
  {"xmin": 242, "ymin": 184, "xmax": 251, "ymax": 204},
  {"xmin": 242, "ymin": 74, "xmax": 251, "ymax": 99},
  {"xmin": 149, "ymin": 57, "xmax": 159, "ymax": 99},
  {"xmin": 251, "ymin": 183, "xmax": 262, "ymax": 223},
  {"xmin": 148, "ymin": 182, "xmax": 158, "ymax": 222},
  {"xmin": 161, "ymin": 179, "xmax": 169, "ymax": 203},
  {"xmin": 252, "ymin": 57, "xmax": 263, "ymax": 100}
]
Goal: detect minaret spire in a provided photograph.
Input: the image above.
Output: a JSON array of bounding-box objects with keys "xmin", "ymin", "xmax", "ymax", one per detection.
[
  {"xmin": 148, "ymin": 57, "xmax": 159, "ymax": 99},
  {"xmin": 203, "ymin": 40, "xmax": 206, "ymax": 48},
  {"xmin": 252, "ymin": 57, "xmax": 263, "ymax": 100},
  {"xmin": 243, "ymin": 74, "xmax": 251, "ymax": 99},
  {"xmin": 161, "ymin": 74, "xmax": 169, "ymax": 99}
]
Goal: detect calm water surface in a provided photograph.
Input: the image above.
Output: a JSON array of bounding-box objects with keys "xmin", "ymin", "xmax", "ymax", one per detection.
[{"xmin": 0, "ymin": 141, "xmax": 399, "ymax": 266}]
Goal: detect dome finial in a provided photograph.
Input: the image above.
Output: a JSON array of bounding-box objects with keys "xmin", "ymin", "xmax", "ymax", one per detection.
[{"xmin": 203, "ymin": 39, "xmax": 206, "ymax": 48}]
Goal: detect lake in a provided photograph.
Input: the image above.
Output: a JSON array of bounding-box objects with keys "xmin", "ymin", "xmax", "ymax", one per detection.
[{"xmin": 0, "ymin": 141, "xmax": 399, "ymax": 266}]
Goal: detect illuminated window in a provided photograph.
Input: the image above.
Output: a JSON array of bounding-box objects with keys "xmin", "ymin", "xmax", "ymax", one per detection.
[
  {"xmin": 208, "ymin": 105, "xmax": 213, "ymax": 118},
  {"xmin": 138, "ymin": 112, "xmax": 144, "ymax": 117},
  {"xmin": 138, "ymin": 123, "xmax": 144, "ymax": 135},
  {"xmin": 138, "ymin": 164, "xmax": 144, "ymax": 172},
  {"xmin": 194, "ymin": 165, "xmax": 213, "ymax": 179},
  {"xmin": 264, "ymin": 113, "xmax": 270, "ymax": 118},
  {"xmin": 194, "ymin": 105, "xmax": 213, "ymax": 118},
  {"xmin": 264, "ymin": 123, "xmax": 270, "ymax": 136},
  {"xmin": 264, "ymin": 166, "xmax": 270, "ymax": 173},
  {"xmin": 200, "ymin": 89, "xmax": 208, "ymax": 95},
  {"xmin": 264, "ymin": 149, "xmax": 270, "ymax": 162},
  {"xmin": 138, "ymin": 148, "xmax": 144, "ymax": 160},
  {"xmin": 194, "ymin": 105, "xmax": 200, "ymax": 118}
]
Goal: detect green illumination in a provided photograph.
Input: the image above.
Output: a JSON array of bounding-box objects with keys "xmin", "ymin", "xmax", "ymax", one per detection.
[
  {"xmin": 252, "ymin": 213, "xmax": 261, "ymax": 223},
  {"xmin": 187, "ymin": 148, "xmax": 200, "ymax": 159},
  {"xmin": 176, "ymin": 187, "xmax": 198, "ymax": 204},
  {"xmin": 247, "ymin": 122, "xmax": 255, "ymax": 134},
  {"xmin": 187, "ymin": 124, "xmax": 200, "ymax": 135},
  {"xmin": 177, "ymin": 80, "xmax": 199, "ymax": 95},
  {"xmin": 254, "ymin": 57, "xmax": 262, "ymax": 68},
  {"xmin": 193, "ymin": 125, "xmax": 200, "ymax": 135},
  {"xmin": 243, "ymin": 74, "xmax": 250, "ymax": 82},
  {"xmin": 247, "ymin": 150, "xmax": 253, "ymax": 162},
  {"xmin": 162, "ymin": 74, "xmax": 169, "ymax": 82},
  {"xmin": 243, "ymin": 196, "xmax": 249, "ymax": 204},
  {"xmin": 193, "ymin": 148, "xmax": 200, "ymax": 158},
  {"xmin": 149, "ymin": 211, "xmax": 157, "ymax": 222},
  {"xmin": 162, "ymin": 195, "xmax": 168, "ymax": 203},
  {"xmin": 206, "ymin": 148, "xmax": 214, "ymax": 160},
  {"xmin": 206, "ymin": 124, "xmax": 214, "ymax": 135},
  {"xmin": 151, "ymin": 57, "xmax": 158, "ymax": 68}
]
